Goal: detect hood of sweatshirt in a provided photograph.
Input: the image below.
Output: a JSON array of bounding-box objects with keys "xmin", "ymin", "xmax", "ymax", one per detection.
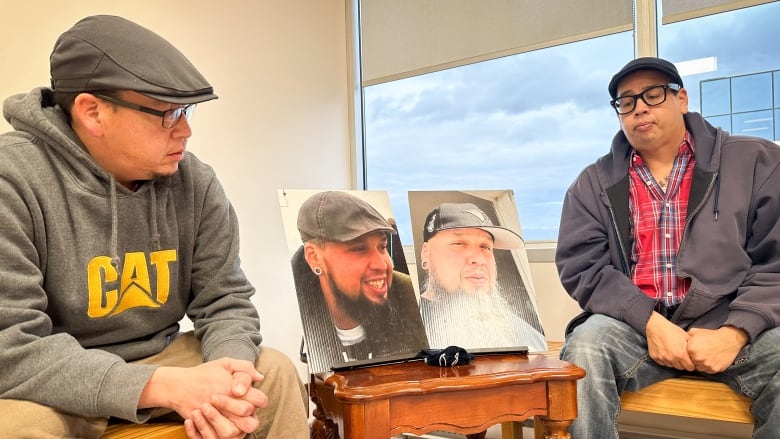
[
  {"xmin": 4, "ymin": 88, "xmax": 115, "ymax": 190},
  {"xmin": 3, "ymin": 87, "xmax": 164, "ymax": 261}
]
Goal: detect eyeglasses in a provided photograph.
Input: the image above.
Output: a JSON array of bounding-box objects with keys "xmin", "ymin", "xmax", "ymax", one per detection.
[
  {"xmin": 93, "ymin": 94, "xmax": 195, "ymax": 128},
  {"xmin": 610, "ymin": 84, "xmax": 680, "ymax": 115}
]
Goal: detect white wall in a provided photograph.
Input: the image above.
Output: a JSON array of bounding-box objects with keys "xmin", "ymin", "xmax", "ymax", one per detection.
[
  {"xmin": 0, "ymin": 1, "xmax": 352, "ymax": 376},
  {"xmin": 529, "ymin": 261, "xmax": 582, "ymax": 340}
]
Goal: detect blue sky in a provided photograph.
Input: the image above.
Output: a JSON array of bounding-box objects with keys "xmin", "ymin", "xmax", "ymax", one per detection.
[{"xmin": 363, "ymin": 3, "xmax": 780, "ymax": 245}]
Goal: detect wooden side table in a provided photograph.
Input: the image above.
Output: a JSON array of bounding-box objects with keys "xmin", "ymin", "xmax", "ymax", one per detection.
[{"xmin": 310, "ymin": 353, "xmax": 585, "ymax": 439}]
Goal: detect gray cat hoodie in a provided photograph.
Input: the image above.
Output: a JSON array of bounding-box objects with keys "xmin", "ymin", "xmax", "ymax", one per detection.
[{"xmin": 0, "ymin": 87, "xmax": 261, "ymax": 422}]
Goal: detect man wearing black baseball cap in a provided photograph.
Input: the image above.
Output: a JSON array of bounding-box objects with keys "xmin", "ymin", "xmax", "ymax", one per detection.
[
  {"xmin": 0, "ymin": 15, "xmax": 307, "ymax": 438},
  {"xmin": 607, "ymin": 57, "xmax": 684, "ymax": 100},
  {"xmin": 418, "ymin": 202, "xmax": 546, "ymax": 351},
  {"xmin": 556, "ymin": 56, "xmax": 780, "ymax": 437},
  {"xmin": 291, "ymin": 191, "xmax": 427, "ymax": 373}
]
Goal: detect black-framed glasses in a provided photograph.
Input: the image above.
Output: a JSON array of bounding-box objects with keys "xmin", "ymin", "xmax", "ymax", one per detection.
[
  {"xmin": 610, "ymin": 84, "xmax": 680, "ymax": 115},
  {"xmin": 93, "ymin": 94, "xmax": 195, "ymax": 128}
]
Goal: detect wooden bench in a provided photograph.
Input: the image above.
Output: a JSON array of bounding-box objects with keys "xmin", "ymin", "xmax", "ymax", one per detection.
[
  {"xmin": 101, "ymin": 422, "xmax": 185, "ymax": 439},
  {"xmin": 538, "ymin": 341, "xmax": 753, "ymax": 436}
]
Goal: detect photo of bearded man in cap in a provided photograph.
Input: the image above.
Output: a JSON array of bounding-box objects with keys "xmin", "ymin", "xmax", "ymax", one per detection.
[
  {"xmin": 411, "ymin": 192, "xmax": 547, "ymax": 352},
  {"xmin": 286, "ymin": 190, "xmax": 428, "ymax": 373}
]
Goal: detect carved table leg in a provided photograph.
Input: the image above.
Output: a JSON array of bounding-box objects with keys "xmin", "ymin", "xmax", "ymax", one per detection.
[
  {"xmin": 309, "ymin": 375, "xmax": 339, "ymax": 439},
  {"xmin": 537, "ymin": 417, "xmax": 572, "ymax": 439},
  {"xmin": 466, "ymin": 431, "xmax": 487, "ymax": 439}
]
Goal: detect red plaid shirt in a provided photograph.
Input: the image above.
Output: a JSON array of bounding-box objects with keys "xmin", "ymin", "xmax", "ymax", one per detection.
[{"xmin": 628, "ymin": 132, "xmax": 695, "ymax": 307}]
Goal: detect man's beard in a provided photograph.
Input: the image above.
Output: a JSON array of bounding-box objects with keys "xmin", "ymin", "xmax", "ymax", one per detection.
[
  {"xmin": 423, "ymin": 275, "xmax": 509, "ymax": 314},
  {"xmin": 327, "ymin": 276, "xmax": 399, "ymax": 335},
  {"xmin": 422, "ymin": 275, "xmax": 521, "ymax": 348}
]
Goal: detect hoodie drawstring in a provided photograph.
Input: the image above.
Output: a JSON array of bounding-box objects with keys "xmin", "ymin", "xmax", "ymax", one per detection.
[
  {"xmin": 713, "ymin": 174, "xmax": 720, "ymax": 221},
  {"xmin": 150, "ymin": 183, "xmax": 161, "ymax": 249},
  {"xmin": 108, "ymin": 178, "xmax": 163, "ymax": 269},
  {"xmin": 109, "ymin": 177, "xmax": 120, "ymax": 268}
]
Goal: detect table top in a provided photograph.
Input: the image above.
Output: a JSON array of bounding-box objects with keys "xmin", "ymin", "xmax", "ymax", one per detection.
[{"xmin": 317, "ymin": 353, "xmax": 584, "ymax": 399}]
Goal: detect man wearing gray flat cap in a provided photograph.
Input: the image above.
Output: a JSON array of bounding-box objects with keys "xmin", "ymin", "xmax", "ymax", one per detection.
[
  {"xmin": 418, "ymin": 202, "xmax": 546, "ymax": 351},
  {"xmin": 290, "ymin": 191, "xmax": 428, "ymax": 373},
  {"xmin": 0, "ymin": 15, "xmax": 307, "ymax": 438}
]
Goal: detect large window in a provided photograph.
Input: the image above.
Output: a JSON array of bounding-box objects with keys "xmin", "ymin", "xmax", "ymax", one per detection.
[
  {"xmin": 361, "ymin": 1, "xmax": 780, "ymax": 245},
  {"xmin": 658, "ymin": 1, "xmax": 780, "ymax": 143},
  {"xmin": 699, "ymin": 71, "xmax": 780, "ymax": 140},
  {"xmin": 364, "ymin": 34, "xmax": 632, "ymax": 244}
]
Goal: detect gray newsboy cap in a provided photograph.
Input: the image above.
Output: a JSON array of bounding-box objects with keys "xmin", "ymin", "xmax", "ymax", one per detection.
[
  {"xmin": 297, "ymin": 191, "xmax": 396, "ymax": 243},
  {"xmin": 50, "ymin": 15, "xmax": 217, "ymax": 104},
  {"xmin": 423, "ymin": 202, "xmax": 524, "ymax": 250}
]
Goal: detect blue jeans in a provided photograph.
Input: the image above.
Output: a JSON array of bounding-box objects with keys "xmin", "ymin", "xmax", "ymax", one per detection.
[{"xmin": 560, "ymin": 314, "xmax": 780, "ymax": 438}]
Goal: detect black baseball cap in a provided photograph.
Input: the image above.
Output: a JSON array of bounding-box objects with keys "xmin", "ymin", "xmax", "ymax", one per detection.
[
  {"xmin": 50, "ymin": 15, "xmax": 217, "ymax": 104},
  {"xmin": 422, "ymin": 203, "xmax": 524, "ymax": 250},
  {"xmin": 297, "ymin": 191, "xmax": 395, "ymax": 243},
  {"xmin": 608, "ymin": 57, "xmax": 684, "ymax": 99}
]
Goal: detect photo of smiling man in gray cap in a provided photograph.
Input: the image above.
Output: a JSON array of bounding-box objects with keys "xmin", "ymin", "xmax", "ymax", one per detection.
[
  {"xmin": 288, "ymin": 190, "xmax": 428, "ymax": 374},
  {"xmin": 412, "ymin": 194, "xmax": 546, "ymax": 352},
  {"xmin": 0, "ymin": 15, "xmax": 307, "ymax": 438}
]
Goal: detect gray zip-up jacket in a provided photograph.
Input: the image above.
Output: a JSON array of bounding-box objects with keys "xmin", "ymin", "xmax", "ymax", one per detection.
[
  {"xmin": 0, "ymin": 88, "xmax": 262, "ymax": 422},
  {"xmin": 556, "ymin": 112, "xmax": 780, "ymax": 347}
]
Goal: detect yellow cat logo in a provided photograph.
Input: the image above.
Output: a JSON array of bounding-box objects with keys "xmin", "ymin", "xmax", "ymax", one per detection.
[{"xmin": 87, "ymin": 250, "xmax": 177, "ymax": 317}]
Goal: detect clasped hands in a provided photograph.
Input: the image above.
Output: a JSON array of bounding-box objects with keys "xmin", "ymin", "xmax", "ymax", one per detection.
[
  {"xmin": 140, "ymin": 358, "xmax": 268, "ymax": 439},
  {"xmin": 645, "ymin": 311, "xmax": 749, "ymax": 374}
]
